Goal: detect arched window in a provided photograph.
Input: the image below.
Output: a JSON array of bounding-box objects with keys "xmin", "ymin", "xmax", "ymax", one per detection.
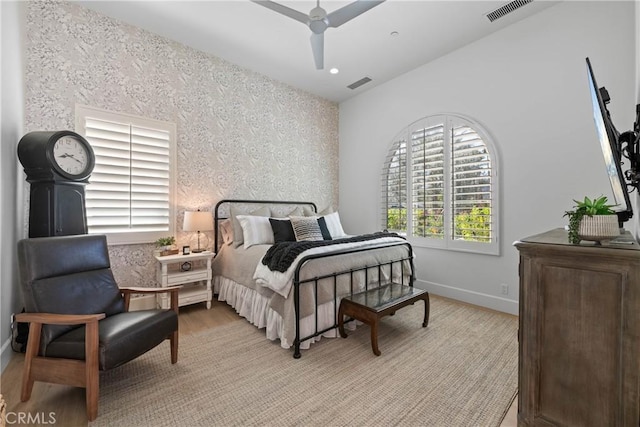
[{"xmin": 381, "ymin": 114, "xmax": 499, "ymax": 255}]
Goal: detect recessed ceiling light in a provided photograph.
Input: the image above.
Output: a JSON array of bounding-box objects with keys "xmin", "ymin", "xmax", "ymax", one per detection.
[
  {"xmin": 329, "ymin": 68, "xmax": 339, "ymax": 74},
  {"xmin": 390, "ymin": 31, "xmax": 399, "ymax": 37}
]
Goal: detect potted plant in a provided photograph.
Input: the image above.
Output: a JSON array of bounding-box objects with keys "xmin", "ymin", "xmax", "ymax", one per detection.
[
  {"xmin": 155, "ymin": 236, "xmax": 178, "ymax": 256},
  {"xmin": 564, "ymin": 196, "xmax": 619, "ymax": 244}
]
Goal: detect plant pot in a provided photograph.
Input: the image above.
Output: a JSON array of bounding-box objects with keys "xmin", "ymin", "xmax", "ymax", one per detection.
[
  {"xmin": 579, "ymin": 215, "xmax": 620, "ymax": 244},
  {"xmin": 159, "ymin": 245, "xmax": 179, "ymax": 256}
]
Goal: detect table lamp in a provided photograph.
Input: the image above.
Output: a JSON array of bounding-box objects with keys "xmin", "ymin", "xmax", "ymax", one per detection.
[{"xmin": 183, "ymin": 210, "xmax": 213, "ymax": 253}]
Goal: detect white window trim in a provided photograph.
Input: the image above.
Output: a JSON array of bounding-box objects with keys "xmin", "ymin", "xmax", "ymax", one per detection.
[
  {"xmin": 75, "ymin": 104, "xmax": 177, "ymax": 245},
  {"xmin": 382, "ymin": 113, "xmax": 500, "ymax": 256}
]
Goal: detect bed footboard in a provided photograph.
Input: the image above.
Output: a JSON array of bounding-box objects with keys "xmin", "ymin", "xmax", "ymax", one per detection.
[{"xmin": 292, "ymin": 241, "xmax": 414, "ymax": 358}]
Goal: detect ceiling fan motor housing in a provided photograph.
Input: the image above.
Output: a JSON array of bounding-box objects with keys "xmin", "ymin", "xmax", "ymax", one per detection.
[{"xmin": 309, "ymin": 6, "xmax": 328, "ymax": 33}]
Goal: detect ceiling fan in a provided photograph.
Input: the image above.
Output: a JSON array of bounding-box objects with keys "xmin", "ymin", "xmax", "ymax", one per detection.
[{"xmin": 251, "ymin": 0, "xmax": 385, "ymax": 70}]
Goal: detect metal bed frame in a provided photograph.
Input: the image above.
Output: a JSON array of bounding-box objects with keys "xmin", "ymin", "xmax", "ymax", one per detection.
[{"xmin": 213, "ymin": 199, "xmax": 415, "ymax": 358}]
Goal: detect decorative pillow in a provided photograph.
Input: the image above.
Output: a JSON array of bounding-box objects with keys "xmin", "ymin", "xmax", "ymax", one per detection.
[
  {"xmin": 269, "ymin": 218, "xmax": 296, "ymax": 243},
  {"xmin": 286, "ymin": 206, "xmax": 305, "ymax": 217},
  {"xmin": 273, "ymin": 205, "xmax": 316, "ymax": 217},
  {"xmin": 219, "ymin": 219, "xmax": 234, "ymax": 245},
  {"xmin": 318, "ymin": 206, "xmax": 334, "ymax": 216},
  {"xmin": 290, "ymin": 216, "xmax": 324, "ymax": 242},
  {"xmin": 317, "ymin": 217, "xmax": 332, "ymax": 240},
  {"xmin": 322, "ymin": 211, "xmax": 346, "ymax": 238},
  {"xmin": 236, "ymin": 215, "xmax": 274, "ymax": 249},
  {"xmin": 230, "ymin": 205, "xmax": 271, "ymax": 248},
  {"xmin": 302, "ymin": 205, "xmax": 317, "ymax": 216}
]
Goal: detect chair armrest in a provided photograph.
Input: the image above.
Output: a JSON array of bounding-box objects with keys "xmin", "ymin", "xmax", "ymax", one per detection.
[
  {"xmin": 120, "ymin": 286, "xmax": 180, "ymax": 313},
  {"xmin": 17, "ymin": 313, "xmax": 103, "ymax": 382},
  {"xmin": 15, "ymin": 312, "xmax": 105, "ymax": 325}
]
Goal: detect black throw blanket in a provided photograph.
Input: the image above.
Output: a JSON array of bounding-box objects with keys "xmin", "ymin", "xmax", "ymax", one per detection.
[{"xmin": 261, "ymin": 232, "xmax": 403, "ymax": 273}]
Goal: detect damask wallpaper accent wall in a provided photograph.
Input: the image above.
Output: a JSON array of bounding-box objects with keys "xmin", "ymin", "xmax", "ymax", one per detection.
[{"xmin": 23, "ymin": 1, "xmax": 339, "ymax": 287}]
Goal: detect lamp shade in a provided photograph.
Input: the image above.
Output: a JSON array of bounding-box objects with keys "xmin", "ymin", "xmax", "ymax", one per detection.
[{"xmin": 183, "ymin": 211, "xmax": 213, "ymax": 232}]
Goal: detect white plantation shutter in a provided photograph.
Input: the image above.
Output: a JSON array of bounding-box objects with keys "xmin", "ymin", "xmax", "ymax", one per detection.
[
  {"xmin": 381, "ymin": 138, "xmax": 407, "ymax": 232},
  {"xmin": 76, "ymin": 105, "xmax": 176, "ymax": 245},
  {"xmin": 381, "ymin": 114, "xmax": 499, "ymax": 255},
  {"xmin": 411, "ymin": 124, "xmax": 445, "ymax": 239},
  {"xmin": 451, "ymin": 124, "xmax": 492, "ymax": 243}
]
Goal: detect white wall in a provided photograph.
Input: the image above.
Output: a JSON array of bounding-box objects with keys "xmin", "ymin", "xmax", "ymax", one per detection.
[
  {"xmin": 339, "ymin": 1, "xmax": 637, "ymax": 314},
  {"xmin": 637, "ymin": 1, "xmax": 640, "ymax": 105},
  {"xmin": 0, "ymin": 1, "xmax": 26, "ymax": 372}
]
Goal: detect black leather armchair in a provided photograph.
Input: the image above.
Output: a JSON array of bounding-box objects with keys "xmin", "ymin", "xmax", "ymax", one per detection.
[{"xmin": 16, "ymin": 234, "xmax": 180, "ymax": 421}]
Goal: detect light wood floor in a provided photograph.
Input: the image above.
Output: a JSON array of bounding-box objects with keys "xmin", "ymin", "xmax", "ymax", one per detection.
[{"xmin": 0, "ymin": 299, "xmax": 518, "ymax": 426}]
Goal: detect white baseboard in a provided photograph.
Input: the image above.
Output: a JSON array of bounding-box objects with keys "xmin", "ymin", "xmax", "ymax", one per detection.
[
  {"xmin": 1, "ymin": 336, "xmax": 14, "ymax": 374},
  {"xmin": 415, "ymin": 279, "xmax": 518, "ymax": 316},
  {"xmin": 129, "ymin": 295, "xmax": 157, "ymax": 311}
]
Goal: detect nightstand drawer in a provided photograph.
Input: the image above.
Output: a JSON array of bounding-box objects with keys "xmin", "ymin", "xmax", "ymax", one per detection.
[{"xmin": 167, "ymin": 270, "xmax": 209, "ymax": 284}]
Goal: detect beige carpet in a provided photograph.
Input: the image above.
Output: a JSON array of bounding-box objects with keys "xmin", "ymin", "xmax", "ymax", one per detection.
[{"xmin": 91, "ymin": 296, "xmax": 518, "ymax": 427}]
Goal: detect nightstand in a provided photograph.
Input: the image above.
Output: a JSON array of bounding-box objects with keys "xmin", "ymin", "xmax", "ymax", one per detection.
[{"xmin": 155, "ymin": 251, "xmax": 214, "ymax": 309}]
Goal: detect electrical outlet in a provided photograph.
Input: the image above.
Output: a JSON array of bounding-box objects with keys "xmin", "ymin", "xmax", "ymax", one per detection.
[{"xmin": 500, "ymin": 284, "xmax": 509, "ymax": 295}]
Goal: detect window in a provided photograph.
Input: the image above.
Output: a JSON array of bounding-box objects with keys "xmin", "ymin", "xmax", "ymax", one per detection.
[
  {"xmin": 381, "ymin": 114, "xmax": 499, "ymax": 255},
  {"xmin": 382, "ymin": 138, "xmax": 407, "ymax": 231},
  {"xmin": 75, "ymin": 105, "xmax": 176, "ymax": 245}
]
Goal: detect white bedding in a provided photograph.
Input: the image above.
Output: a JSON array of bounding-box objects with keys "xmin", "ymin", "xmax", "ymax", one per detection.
[
  {"xmin": 254, "ymin": 236, "xmax": 408, "ymax": 297},
  {"xmin": 215, "ymin": 275, "xmax": 350, "ymax": 349},
  {"xmin": 213, "ymin": 236, "xmax": 413, "ymax": 350}
]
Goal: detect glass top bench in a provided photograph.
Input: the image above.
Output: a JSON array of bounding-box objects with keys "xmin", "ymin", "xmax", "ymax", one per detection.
[{"xmin": 337, "ymin": 283, "xmax": 430, "ymax": 356}]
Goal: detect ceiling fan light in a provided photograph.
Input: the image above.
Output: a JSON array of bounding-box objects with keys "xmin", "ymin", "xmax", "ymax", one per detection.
[{"xmin": 309, "ymin": 6, "xmax": 327, "ymax": 20}]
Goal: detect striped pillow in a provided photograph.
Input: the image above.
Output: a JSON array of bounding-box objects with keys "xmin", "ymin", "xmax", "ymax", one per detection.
[
  {"xmin": 290, "ymin": 217, "xmax": 324, "ymax": 242},
  {"xmin": 236, "ymin": 215, "xmax": 274, "ymax": 249},
  {"xmin": 322, "ymin": 211, "xmax": 346, "ymax": 238}
]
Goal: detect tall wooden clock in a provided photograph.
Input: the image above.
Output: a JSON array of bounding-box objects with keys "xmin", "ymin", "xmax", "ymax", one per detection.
[{"xmin": 17, "ymin": 131, "xmax": 96, "ymax": 238}]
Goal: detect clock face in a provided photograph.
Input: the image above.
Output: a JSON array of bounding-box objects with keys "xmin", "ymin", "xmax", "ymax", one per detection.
[{"xmin": 52, "ymin": 136, "xmax": 90, "ymax": 176}]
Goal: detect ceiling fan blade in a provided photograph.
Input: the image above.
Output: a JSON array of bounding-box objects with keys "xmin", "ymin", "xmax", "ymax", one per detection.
[
  {"xmin": 251, "ymin": 0, "xmax": 309, "ymax": 25},
  {"xmin": 310, "ymin": 32, "xmax": 324, "ymax": 70},
  {"xmin": 327, "ymin": 0, "xmax": 385, "ymax": 28}
]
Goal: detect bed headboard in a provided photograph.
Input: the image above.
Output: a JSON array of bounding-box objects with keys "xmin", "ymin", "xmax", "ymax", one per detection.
[{"xmin": 213, "ymin": 199, "xmax": 317, "ymax": 253}]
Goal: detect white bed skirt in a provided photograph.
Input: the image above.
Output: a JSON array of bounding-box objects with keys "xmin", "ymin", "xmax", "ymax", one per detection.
[{"xmin": 214, "ymin": 276, "xmax": 356, "ymax": 350}]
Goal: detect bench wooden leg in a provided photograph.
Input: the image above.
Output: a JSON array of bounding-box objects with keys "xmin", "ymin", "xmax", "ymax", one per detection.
[
  {"xmin": 370, "ymin": 318, "xmax": 381, "ymax": 356},
  {"xmin": 422, "ymin": 294, "xmax": 430, "ymax": 328}
]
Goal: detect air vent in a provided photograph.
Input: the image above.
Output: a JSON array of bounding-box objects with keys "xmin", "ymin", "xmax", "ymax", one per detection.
[
  {"xmin": 486, "ymin": 0, "xmax": 533, "ymax": 22},
  {"xmin": 347, "ymin": 77, "xmax": 372, "ymax": 90}
]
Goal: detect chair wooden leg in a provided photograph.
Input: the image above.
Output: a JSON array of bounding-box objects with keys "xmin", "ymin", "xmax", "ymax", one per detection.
[
  {"xmin": 21, "ymin": 323, "xmax": 42, "ymax": 402},
  {"xmin": 85, "ymin": 320, "xmax": 100, "ymax": 421},
  {"xmin": 170, "ymin": 290, "xmax": 179, "ymax": 364},
  {"xmin": 170, "ymin": 330, "xmax": 178, "ymax": 364}
]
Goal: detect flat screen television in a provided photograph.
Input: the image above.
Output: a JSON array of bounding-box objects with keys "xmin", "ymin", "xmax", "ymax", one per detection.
[{"xmin": 585, "ymin": 57, "xmax": 633, "ymax": 224}]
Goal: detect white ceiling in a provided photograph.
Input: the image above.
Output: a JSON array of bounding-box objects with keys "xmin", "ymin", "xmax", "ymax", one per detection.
[{"xmin": 76, "ymin": 0, "xmax": 559, "ymax": 103}]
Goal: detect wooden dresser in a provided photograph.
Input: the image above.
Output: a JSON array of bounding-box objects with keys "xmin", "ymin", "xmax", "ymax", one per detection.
[{"xmin": 514, "ymin": 228, "xmax": 640, "ymax": 426}]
